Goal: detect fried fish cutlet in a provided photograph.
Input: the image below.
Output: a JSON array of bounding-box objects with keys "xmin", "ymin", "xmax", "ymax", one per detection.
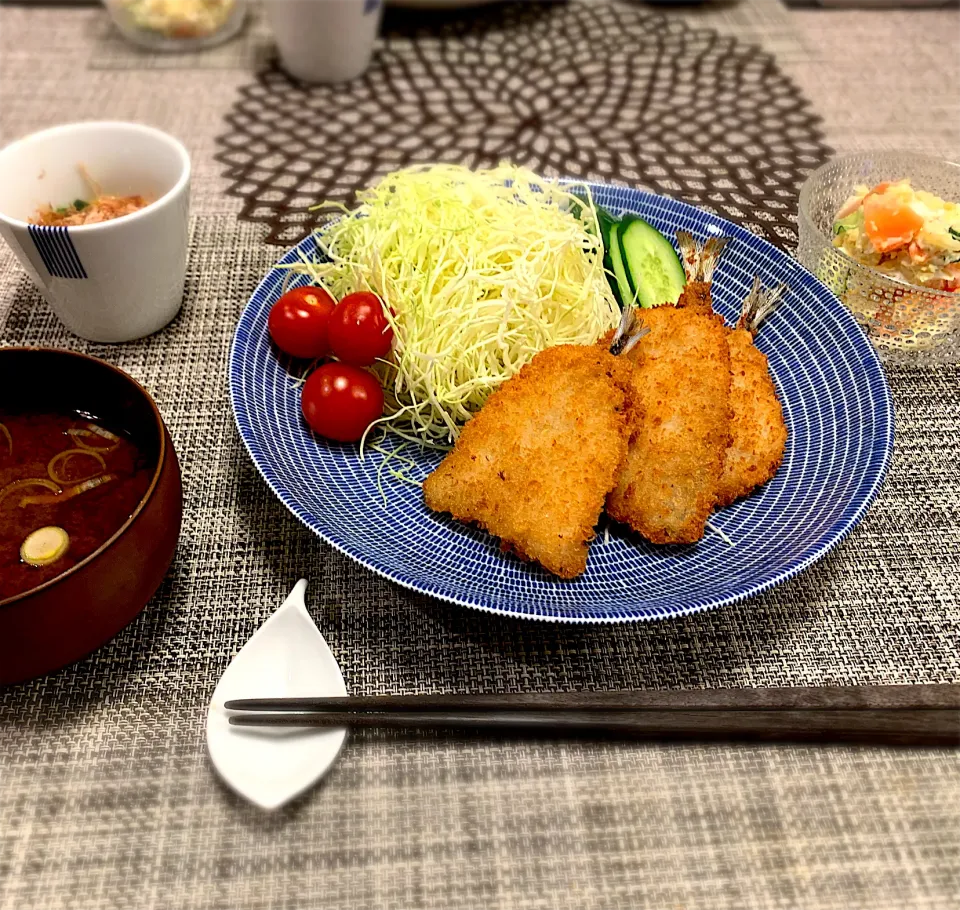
[
  {"xmin": 717, "ymin": 278, "xmax": 788, "ymax": 507},
  {"xmin": 604, "ymin": 305, "xmax": 733, "ymax": 544},
  {"xmin": 422, "ymin": 344, "xmax": 633, "ymax": 579}
]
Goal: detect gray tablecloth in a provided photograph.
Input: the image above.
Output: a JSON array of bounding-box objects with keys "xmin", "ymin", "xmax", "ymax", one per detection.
[{"xmin": 1, "ymin": 3, "xmax": 959, "ymax": 910}]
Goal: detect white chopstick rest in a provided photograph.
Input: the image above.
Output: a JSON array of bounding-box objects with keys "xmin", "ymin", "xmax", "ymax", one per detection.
[{"xmin": 206, "ymin": 580, "xmax": 348, "ymax": 810}]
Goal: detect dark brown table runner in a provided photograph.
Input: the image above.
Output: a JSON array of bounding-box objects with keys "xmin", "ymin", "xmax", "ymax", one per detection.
[{"xmin": 216, "ymin": 1, "xmax": 830, "ymax": 246}]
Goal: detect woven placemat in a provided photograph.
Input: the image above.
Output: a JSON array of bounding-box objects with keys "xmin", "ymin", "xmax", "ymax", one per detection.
[
  {"xmin": 3, "ymin": 3, "xmax": 960, "ymax": 906},
  {"xmin": 1, "ymin": 213, "xmax": 959, "ymax": 910},
  {"xmin": 216, "ymin": 1, "xmax": 829, "ymax": 246}
]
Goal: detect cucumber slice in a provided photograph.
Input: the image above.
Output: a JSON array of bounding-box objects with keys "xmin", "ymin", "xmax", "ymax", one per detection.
[
  {"xmin": 596, "ymin": 206, "xmax": 617, "ymax": 252},
  {"xmin": 618, "ymin": 216, "xmax": 686, "ymax": 308},
  {"xmin": 606, "ymin": 220, "xmax": 633, "ymax": 307},
  {"xmin": 833, "ymin": 210, "xmax": 863, "ymax": 236},
  {"xmin": 570, "ymin": 196, "xmax": 627, "ymax": 305},
  {"xmin": 591, "ymin": 205, "xmax": 624, "ymax": 305}
]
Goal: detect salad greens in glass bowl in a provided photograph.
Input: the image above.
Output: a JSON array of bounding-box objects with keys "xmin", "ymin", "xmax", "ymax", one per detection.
[
  {"xmin": 797, "ymin": 151, "xmax": 960, "ymax": 364},
  {"xmin": 103, "ymin": 0, "xmax": 247, "ymax": 52}
]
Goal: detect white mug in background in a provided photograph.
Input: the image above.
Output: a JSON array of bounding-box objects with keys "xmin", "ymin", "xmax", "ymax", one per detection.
[
  {"xmin": 0, "ymin": 121, "xmax": 190, "ymax": 343},
  {"xmin": 266, "ymin": 0, "xmax": 384, "ymax": 84}
]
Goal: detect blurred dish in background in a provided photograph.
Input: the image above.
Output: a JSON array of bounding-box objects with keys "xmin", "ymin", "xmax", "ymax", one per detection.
[
  {"xmin": 0, "ymin": 121, "xmax": 191, "ymax": 343},
  {"xmin": 102, "ymin": 0, "xmax": 247, "ymax": 51},
  {"xmin": 388, "ymin": 0, "xmax": 501, "ymax": 7},
  {"xmin": 266, "ymin": 0, "xmax": 384, "ymax": 84}
]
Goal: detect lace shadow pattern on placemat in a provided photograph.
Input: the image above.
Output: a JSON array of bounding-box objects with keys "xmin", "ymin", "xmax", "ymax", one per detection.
[{"xmin": 214, "ymin": 1, "xmax": 831, "ymax": 247}]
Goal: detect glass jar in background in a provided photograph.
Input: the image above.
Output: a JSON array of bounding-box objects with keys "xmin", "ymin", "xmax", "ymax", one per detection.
[{"xmin": 103, "ymin": 0, "xmax": 248, "ymax": 52}]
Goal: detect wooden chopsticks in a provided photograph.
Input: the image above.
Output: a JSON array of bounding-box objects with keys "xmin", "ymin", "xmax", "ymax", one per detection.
[{"xmin": 224, "ymin": 685, "xmax": 960, "ymax": 746}]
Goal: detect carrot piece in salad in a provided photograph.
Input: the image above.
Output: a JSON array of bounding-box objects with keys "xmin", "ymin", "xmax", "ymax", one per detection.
[{"xmin": 862, "ymin": 188, "xmax": 924, "ymax": 253}]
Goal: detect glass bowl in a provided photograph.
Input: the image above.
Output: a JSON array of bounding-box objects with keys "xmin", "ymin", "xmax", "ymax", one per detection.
[
  {"xmin": 797, "ymin": 151, "xmax": 960, "ymax": 365},
  {"xmin": 103, "ymin": 0, "xmax": 247, "ymax": 52}
]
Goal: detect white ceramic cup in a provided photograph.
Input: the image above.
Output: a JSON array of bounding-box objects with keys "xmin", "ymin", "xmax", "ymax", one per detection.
[
  {"xmin": 0, "ymin": 121, "xmax": 191, "ymax": 343},
  {"xmin": 266, "ymin": 0, "xmax": 384, "ymax": 84}
]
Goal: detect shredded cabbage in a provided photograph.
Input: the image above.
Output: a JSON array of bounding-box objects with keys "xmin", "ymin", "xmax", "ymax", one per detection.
[{"xmin": 287, "ymin": 163, "xmax": 620, "ymax": 446}]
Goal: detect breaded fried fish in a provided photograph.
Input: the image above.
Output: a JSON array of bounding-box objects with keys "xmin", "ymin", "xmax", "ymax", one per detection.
[
  {"xmin": 605, "ymin": 304, "xmax": 733, "ymax": 544},
  {"xmin": 717, "ymin": 278, "xmax": 788, "ymax": 507},
  {"xmin": 423, "ymin": 343, "xmax": 634, "ymax": 579}
]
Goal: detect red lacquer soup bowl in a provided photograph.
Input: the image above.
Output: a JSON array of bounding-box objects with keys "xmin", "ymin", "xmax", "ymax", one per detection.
[{"xmin": 0, "ymin": 348, "xmax": 182, "ymax": 684}]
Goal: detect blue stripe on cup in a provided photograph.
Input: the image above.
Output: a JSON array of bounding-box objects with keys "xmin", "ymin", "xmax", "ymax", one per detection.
[{"xmin": 27, "ymin": 225, "xmax": 87, "ymax": 279}]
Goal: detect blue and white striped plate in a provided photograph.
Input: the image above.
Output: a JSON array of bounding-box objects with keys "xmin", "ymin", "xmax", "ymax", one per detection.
[{"xmin": 230, "ymin": 184, "xmax": 894, "ymax": 623}]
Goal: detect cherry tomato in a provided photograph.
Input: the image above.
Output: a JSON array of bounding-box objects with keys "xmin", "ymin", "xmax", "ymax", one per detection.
[
  {"xmin": 301, "ymin": 362, "xmax": 384, "ymax": 443},
  {"xmin": 328, "ymin": 292, "xmax": 394, "ymax": 367},
  {"xmin": 268, "ymin": 286, "xmax": 336, "ymax": 359}
]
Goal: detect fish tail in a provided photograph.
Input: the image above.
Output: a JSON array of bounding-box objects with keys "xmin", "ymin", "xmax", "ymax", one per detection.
[
  {"xmin": 738, "ymin": 277, "xmax": 788, "ymax": 333},
  {"xmin": 609, "ymin": 306, "xmax": 649, "ymax": 357},
  {"xmin": 676, "ymin": 230, "xmax": 730, "ymax": 285}
]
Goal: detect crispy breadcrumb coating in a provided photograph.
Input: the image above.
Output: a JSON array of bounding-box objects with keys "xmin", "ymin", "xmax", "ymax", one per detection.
[
  {"xmin": 423, "ymin": 345, "xmax": 632, "ymax": 578},
  {"xmin": 717, "ymin": 282, "xmax": 788, "ymax": 505},
  {"xmin": 604, "ymin": 306, "xmax": 732, "ymax": 544}
]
